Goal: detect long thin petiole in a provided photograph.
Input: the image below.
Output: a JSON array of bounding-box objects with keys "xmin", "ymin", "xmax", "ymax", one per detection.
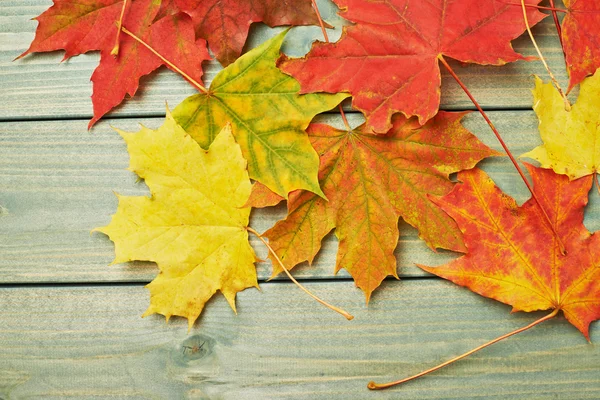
[
  {"xmin": 111, "ymin": 0, "xmax": 129, "ymax": 56},
  {"xmin": 520, "ymin": 0, "xmax": 570, "ymax": 110},
  {"xmin": 438, "ymin": 55, "xmax": 566, "ymax": 255},
  {"xmin": 247, "ymin": 227, "xmax": 354, "ymax": 321},
  {"xmin": 311, "ymin": 0, "xmax": 329, "ymax": 42},
  {"xmin": 311, "ymin": 0, "xmax": 352, "ymax": 132},
  {"xmin": 340, "ymin": 107, "xmax": 351, "ymax": 131},
  {"xmin": 511, "ymin": 3, "xmax": 567, "ymax": 13},
  {"xmin": 121, "ymin": 27, "xmax": 209, "ymax": 94},
  {"xmin": 368, "ymin": 309, "xmax": 559, "ymax": 390},
  {"xmin": 548, "ymin": 0, "xmax": 565, "ymax": 51}
]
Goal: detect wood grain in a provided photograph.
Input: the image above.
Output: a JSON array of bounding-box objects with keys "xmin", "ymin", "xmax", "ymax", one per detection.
[
  {"xmin": 0, "ymin": 281, "xmax": 598, "ymax": 399},
  {"xmin": 0, "ymin": 0, "xmax": 573, "ymax": 122},
  {"xmin": 4, "ymin": 111, "xmax": 599, "ymax": 284},
  {"xmin": 2, "ymin": 2, "xmax": 599, "ymax": 398}
]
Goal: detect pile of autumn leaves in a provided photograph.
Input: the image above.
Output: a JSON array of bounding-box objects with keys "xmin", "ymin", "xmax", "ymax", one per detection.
[{"xmin": 22, "ymin": 0, "xmax": 600, "ymax": 337}]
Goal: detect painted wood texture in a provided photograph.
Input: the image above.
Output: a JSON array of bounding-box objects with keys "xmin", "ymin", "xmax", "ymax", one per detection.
[
  {"xmin": 0, "ymin": 0, "xmax": 573, "ymax": 122},
  {"xmin": 0, "ymin": 281, "xmax": 598, "ymax": 399},
  {"xmin": 2, "ymin": 1, "xmax": 600, "ymax": 398}
]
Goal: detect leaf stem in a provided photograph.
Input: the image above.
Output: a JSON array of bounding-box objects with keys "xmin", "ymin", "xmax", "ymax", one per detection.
[
  {"xmin": 120, "ymin": 26, "xmax": 209, "ymax": 94},
  {"xmin": 311, "ymin": 0, "xmax": 329, "ymax": 43},
  {"xmin": 246, "ymin": 227, "xmax": 354, "ymax": 321},
  {"xmin": 438, "ymin": 55, "xmax": 566, "ymax": 255},
  {"xmin": 311, "ymin": 0, "xmax": 351, "ymax": 132},
  {"xmin": 548, "ymin": 0, "xmax": 565, "ymax": 51},
  {"xmin": 509, "ymin": 3, "xmax": 567, "ymax": 13},
  {"xmin": 520, "ymin": 0, "xmax": 570, "ymax": 111},
  {"xmin": 367, "ymin": 308, "xmax": 559, "ymax": 390},
  {"xmin": 340, "ymin": 107, "xmax": 351, "ymax": 131},
  {"xmin": 111, "ymin": 0, "xmax": 128, "ymax": 56}
]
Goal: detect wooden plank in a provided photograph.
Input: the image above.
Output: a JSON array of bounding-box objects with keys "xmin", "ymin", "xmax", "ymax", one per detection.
[
  {"xmin": 0, "ymin": 281, "xmax": 598, "ymax": 399},
  {"xmin": 0, "ymin": 0, "xmax": 573, "ymax": 121},
  {"xmin": 2, "ymin": 111, "xmax": 600, "ymax": 284}
]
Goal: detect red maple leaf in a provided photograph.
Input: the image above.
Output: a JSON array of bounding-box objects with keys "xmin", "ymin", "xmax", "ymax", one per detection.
[
  {"xmin": 19, "ymin": 0, "xmax": 210, "ymax": 127},
  {"xmin": 280, "ymin": 0, "xmax": 545, "ymax": 133},
  {"xmin": 422, "ymin": 165, "xmax": 600, "ymax": 339},
  {"xmin": 89, "ymin": 4, "xmax": 210, "ymax": 127},
  {"xmin": 174, "ymin": 0, "xmax": 322, "ymax": 66},
  {"xmin": 19, "ymin": 0, "xmax": 124, "ymax": 59},
  {"xmin": 562, "ymin": 0, "xmax": 600, "ymax": 91}
]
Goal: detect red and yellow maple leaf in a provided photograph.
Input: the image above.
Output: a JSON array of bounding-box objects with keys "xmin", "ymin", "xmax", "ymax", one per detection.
[
  {"xmin": 561, "ymin": 0, "xmax": 600, "ymax": 91},
  {"xmin": 20, "ymin": 0, "xmax": 210, "ymax": 127},
  {"xmin": 280, "ymin": 0, "xmax": 545, "ymax": 133},
  {"xmin": 174, "ymin": 0, "xmax": 322, "ymax": 66},
  {"xmin": 19, "ymin": 0, "xmax": 124, "ymax": 60},
  {"xmin": 421, "ymin": 165, "xmax": 600, "ymax": 338},
  {"xmin": 89, "ymin": 4, "xmax": 210, "ymax": 127},
  {"xmin": 254, "ymin": 112, "xmax": 499, "ymax": 299}
]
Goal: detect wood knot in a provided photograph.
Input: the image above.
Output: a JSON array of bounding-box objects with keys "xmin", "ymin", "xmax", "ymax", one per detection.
[{"xmin": 178, "ymin": 334, "xmax": 213, "ymax": 362}]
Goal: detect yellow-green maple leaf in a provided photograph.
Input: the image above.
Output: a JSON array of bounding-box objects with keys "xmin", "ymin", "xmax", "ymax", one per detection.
[
  {"xmin": 522, "ymin": 70, "xmax": 600, "ymax": 180},
  {"xmin": 172, "ymin": 30, "xmax": 349, "ymax": 198},
  {"xmin": 95, "ymin": 112, "xmax": 257, "ymax": 328}
]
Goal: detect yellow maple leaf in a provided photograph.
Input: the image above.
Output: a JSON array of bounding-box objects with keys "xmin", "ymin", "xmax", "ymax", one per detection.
[
  {"xmin": 95, "ymin": 111, "xmax": 257, "ymax": 329},
  {"xmin": 522, "ymin": 69, "xmax": 600, "ymax": 180}
]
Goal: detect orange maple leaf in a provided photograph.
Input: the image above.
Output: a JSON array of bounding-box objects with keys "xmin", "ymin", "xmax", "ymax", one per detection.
[
  {"xmin": 253, "ymin": 112, "xmax": 499, "ymax": 300},
  {"xmin": 421, "ymin": 164, "xmax": 600, "ymax": 339}
]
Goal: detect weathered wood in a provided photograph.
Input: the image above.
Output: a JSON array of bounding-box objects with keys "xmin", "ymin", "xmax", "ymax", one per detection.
[
  {"xmin": 1, "ymin": 1, "xmax": 599, "ymax": 398},
  {"xmin": 4, "ymin": 111, "xmax": 599, "ymax": 284},
  {"xmin": 0, "ymin": 281, "xmax": 598, "ymax": 399},
  {"xmin": 0, "ymin": 0, "xmax": 573, "ymax": 122}
]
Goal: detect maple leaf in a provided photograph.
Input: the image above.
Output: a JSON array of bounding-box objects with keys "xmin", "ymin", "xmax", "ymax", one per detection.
[
  {"xmin": 172, "ymin": 30, "xmax": 349, "ymax": 198},
  {"xmin": 94, "ymin": 112, "xmax": 257, "ymax": 328},
  {"xmin": 245, "ymin": 183, "xmax": 286, "ymax": 209},
  {"xmin": 19, "ymin": 0, "xmax": 210, "ymax": 127},
  {"xmin": 91, "ymin": 5, "xmax": 210, "ymax": 126},
  {"xmin": 279, "ymin": 0, "xmax": 546, "ymax": 133},
  {"xmin": 19, "ymin": 0, "xmax": 124, "ymax": 60},
  {"xmin": 522, "ymin": 71, "xmax": 600, "ymax": 181},
  {"xmin": 420, "ymin": 165, "xmax": 600, "ymax": 339},
  {"xmin": 174, "ymin": 0, "xmax": 322, "ymax": 66},
  {"xmin": 561, "ymin": 0, "xmax": 600, "ymax": 91},
  {"xmin": 155, "ymin": 0, "xmax": 180, "ymax": 19},
  {"xmin": 255, "ymin": 112, "xmax": 499, "ymax": 299}
]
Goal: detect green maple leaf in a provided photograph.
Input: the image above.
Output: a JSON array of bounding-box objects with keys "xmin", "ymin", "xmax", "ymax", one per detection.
[{"xmin": 173, "ymin": 31, "xmax": 349, "ymax": 198}]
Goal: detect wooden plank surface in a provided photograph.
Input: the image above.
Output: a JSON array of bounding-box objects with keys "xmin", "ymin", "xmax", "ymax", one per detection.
[
  {"xmin": 2, "ymin": 1, "xmax": 600, "ymax": 398},
  {"xmin": 0, "ymin": 281, "xmax": 598, "ymax": 399},
  {"xmin": 3, "ymin": 111, "xmax": 600, "ymax": 284},
  {"xmin": 0, "ymin": 1, "xmax": 573, "ymax": 122}
]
